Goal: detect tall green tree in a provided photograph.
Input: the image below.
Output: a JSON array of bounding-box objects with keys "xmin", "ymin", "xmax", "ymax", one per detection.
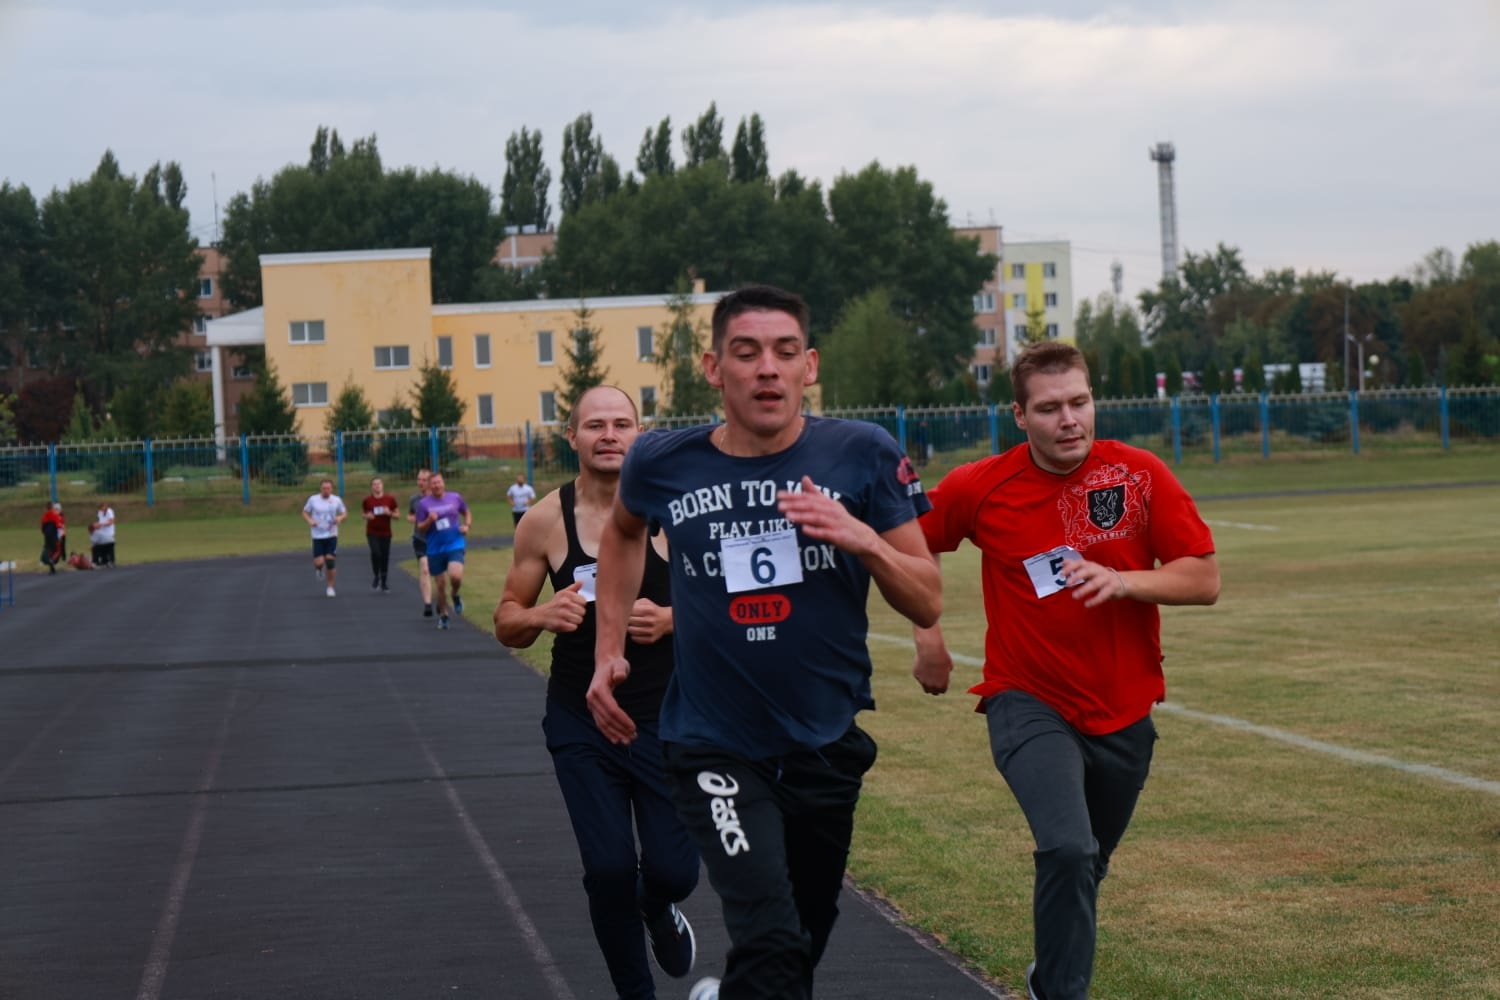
[
  {"xmin": 555, "ymin": 304, "xmax": 611, "ymax": 425},
  {"xmin": 63, "ymin": 391, "xmax": 99, "ymax": 442},
  {"xmin": 0, "ymin": 392, "xmax": 16, "ymax": 445},
  {"xmin": 500, "ymin": 127, "xmax": 552, "ymax": 231},
  {"xmin": 559, "ymin": 113, "xmax": 621, "ymax": 216},
  {"xmin": 730, "ymin": 114, "xmax": 769, "ymax": 184},
  {"xmin": 238, "ymin": 360, "xmax": 299, "ymax": 435},
  {"xmin": 220, "ymin": 127, "xmax": 498, "ymax": 306},
  {"xmin": 681, "ymin": 103, "xmax": 726, "ymax": 168},
  {"xmin": 410, "ymin": 360, "xmax": 466, "ymax": 428},
  {"xmin": 825, "ymin": 162, "xmax": 995, "ymax": 387},
  {"xmin": 816, "ymin": 289, "xmax": 924, "ymax": 407},
  {"xmin": 654, "ymin": 282, "xmax": 718, "ymax": 417},
  {"xmin": 34, "ymin": 152, "xmax": 202, "ymax": 415},
  {"xmin": 637, "ymin": 117, "xmax": 675, "ymax": 178},
  {"xmin": 0, "ymin": 182, "xmax": 46, "ymax": 369}
]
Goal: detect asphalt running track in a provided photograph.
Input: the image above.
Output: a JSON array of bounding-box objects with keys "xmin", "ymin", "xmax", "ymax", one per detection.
[{"xmin": 0, "ymin": 553, "xmax": 1011, "ymax": 1000}]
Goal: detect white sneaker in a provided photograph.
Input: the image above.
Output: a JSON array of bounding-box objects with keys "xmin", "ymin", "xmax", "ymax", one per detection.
[
  {"xmin": 326, "ymin": 586, "xmax": 336, "ymax": 598},
  {"xmin": 688, "ymin": 977, "xmax": 719, "ymax": 1000}
]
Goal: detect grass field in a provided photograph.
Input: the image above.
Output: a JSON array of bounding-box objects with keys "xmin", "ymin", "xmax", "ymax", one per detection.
[{"xmin": 4, "ymin": 449, "xmax": 1498, "ymax": 998}]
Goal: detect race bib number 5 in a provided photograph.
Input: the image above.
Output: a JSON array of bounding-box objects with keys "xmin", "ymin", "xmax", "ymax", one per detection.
[
  {"xmin": 1023, "ymin": 545, "xmax": 1083, "ymax": 599},
  {"xmin": 720, "ymin": 528, "xmax": 804, "ymax": 594}
]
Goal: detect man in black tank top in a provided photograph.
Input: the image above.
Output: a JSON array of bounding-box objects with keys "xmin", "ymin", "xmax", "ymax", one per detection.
[{"xmin": 495, "ymin": 386, "xmax": 700, "ymax": 999}]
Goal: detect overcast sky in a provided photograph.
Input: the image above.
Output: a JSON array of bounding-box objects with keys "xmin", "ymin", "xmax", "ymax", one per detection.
[{"xmin": 3, "ymin": 0, "xmax": 1497, "ymax": 308}]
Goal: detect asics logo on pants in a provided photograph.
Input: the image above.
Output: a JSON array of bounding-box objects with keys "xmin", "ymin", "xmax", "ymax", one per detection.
[{"xmin": 697, "ymin": 771, "xmax": 751, "ymax": 856}]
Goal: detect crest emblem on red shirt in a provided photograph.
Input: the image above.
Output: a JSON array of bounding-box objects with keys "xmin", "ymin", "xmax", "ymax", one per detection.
[
  {"xmin": 1088, "ymin": 485, "xmax": 1125, "ymax": 530},
  {"xmin": 1059, "ymin": 467, "xmax": 1149, "ymax": 546}
]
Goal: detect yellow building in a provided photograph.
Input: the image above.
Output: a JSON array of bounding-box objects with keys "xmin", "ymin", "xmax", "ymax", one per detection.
[{"xmin": 205, "ymin": 248, "xmax": 719, "ymax": 445}]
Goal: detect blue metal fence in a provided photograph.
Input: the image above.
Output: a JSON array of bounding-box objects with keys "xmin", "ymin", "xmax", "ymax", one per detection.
[{"xmin": 2, "ymin": 387, "xmax": 1496, "ymax": 506}]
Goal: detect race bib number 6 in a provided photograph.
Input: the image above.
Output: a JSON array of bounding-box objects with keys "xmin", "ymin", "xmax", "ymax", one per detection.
[{"xmin": 720, "ymin": 528, "xmax": 804, "ymax": 594}]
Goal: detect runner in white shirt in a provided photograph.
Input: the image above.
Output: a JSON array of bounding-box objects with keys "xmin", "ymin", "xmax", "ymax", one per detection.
[
  {"xmin": 302, "ymin": 479, "xmax": 348, "ymax": 597},
  {"xmin": 507, "ymin": 473, "xmax": 537, "ymax": 527}
]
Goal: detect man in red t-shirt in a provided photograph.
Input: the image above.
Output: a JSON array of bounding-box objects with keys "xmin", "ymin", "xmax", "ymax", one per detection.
[
  {"xmin": 361, "ymin": 477, "xmax": 395, "ymax": 593},
  {"xmin": 914, "ymin": 341, "xmax": 1219, "ymax": 1000}
]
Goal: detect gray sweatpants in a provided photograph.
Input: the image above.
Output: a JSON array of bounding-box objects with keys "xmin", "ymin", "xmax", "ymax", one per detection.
[{"xmin": 985, "ymin": 690, "xmax": 1157, "ymax": 1000}]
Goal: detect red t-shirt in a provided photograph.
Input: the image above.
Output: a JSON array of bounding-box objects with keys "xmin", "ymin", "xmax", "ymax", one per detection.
[
  {"xmin": 921, "ymin": 440, "xmax": 1215, "ymax": 735},
  {"xmin": 362, "ymin": 494, "xmax": 395, "ymax": 537}
]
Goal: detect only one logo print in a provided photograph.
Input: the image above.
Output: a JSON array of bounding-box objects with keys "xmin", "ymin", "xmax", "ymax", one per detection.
[
  {"xmin": 1088, "ymin": 485, "xmax": 1125, "ymax": 530},
  {"xmin": 697, "ymin": 770, "xmax": 751, "ymax": 856},
  {"xmin": 729, "ymin": 593, "xmax": 791, "ymax": 624}
]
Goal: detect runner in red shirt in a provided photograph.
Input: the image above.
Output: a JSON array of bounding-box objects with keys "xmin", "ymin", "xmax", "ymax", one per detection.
[
  {"xmin": 914, "ymin": 341, "xmax": 1219, "ymax": 1000},
  {"xmin": 361, "ymin": 477, "xmax": 395, "ymax": 593}
]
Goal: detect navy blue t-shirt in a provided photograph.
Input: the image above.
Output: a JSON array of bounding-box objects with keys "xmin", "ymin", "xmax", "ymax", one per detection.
[{"xmin": 617, "ymin": 416, "xmax": 930, "ymax": 759}]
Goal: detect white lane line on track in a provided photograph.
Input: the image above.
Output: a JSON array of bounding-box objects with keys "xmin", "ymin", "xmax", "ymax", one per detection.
[
  {"xmin": 382, "ymin": 667, "xmax": 576, "ymax": 1000},
  {"xmin": 136, "ymin": 681, "xmax": 241, "ymax": 1000},
  {"xmin": 865, "ymin": 633, "xmax": 1500, "ymax": 797},
  {"xmin": 1203, "ymin": 519, "xmax": 1280, "ymax": 531}
]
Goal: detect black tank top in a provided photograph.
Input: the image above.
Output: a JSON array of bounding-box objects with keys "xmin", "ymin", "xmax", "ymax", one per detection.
[{"xmin": 547, "ymin": 481, "xmax": 674, "ymax": 723}]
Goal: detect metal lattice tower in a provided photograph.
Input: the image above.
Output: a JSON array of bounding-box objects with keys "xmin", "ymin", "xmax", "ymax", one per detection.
[{"xmin": 1149, "ymin": 142, "xmax": 1178, "ymax": 282}]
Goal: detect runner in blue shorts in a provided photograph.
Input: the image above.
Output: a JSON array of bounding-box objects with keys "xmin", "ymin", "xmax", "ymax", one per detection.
[
  {"xmin": 408, "ymin": 468, "xmax": 434, "ymax": 617},
  {"xmin": 302, "ymin": 479, "xmax": 348, "ymax": 597},
  {"xmin": 414, "ymin": 472, "xmax": 470, "ymax": 630}
]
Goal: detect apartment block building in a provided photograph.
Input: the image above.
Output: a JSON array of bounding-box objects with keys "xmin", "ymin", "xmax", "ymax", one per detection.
[
  {"xmin": 1002, "ymin": 240, "xmax": 1075, "ymax": 361},
  {"xmin": 204, "ymin": 248, "xmax": 719, "ymax": 448}
]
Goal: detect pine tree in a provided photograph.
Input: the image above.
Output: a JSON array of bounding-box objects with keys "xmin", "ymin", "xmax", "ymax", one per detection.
[
  {"xmin": 238, "ymin": 361, "xmax": 298, "ymax": 435},
  {"xmin": 655, "ymin": 283, "xmax": 718, "ymax": 417},
  {"xmin": 411, "ymin": 360, "xmax": 467, "ymax": 428},
  {"xmin": 556, "ymin": 304, "xmax": 611, "ymax": 426}
]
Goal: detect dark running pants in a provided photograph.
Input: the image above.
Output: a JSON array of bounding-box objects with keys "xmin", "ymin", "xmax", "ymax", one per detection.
[
  {"xmin": 664, "ymin": 724, "xmax": 877, "ymax": 1000},
  {"xmin": 91, "ymin": 542, "xmax": 115, "ymax": 566},
  {"xmin": 366, "ymin": 534, "xmax": 391, "ymax": 581},
  {"xmin": 544, "ymin": 698, "xmax": 700, "ymax": 1000},
  {"xmin": 985, "ymin": 690, "xmax": 1156, "ymax": 1000}
]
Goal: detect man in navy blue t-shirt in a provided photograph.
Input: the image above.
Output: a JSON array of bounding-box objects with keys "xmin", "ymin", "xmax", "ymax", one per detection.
[{"xmin": 589, "ymin": 284, "xmax": 941, "ymax": 1000}]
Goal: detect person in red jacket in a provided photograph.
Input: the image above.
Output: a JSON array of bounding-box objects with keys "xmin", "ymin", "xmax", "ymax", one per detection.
[
  {"xmin": 913, "ymin": 341, "xmax": 1220, "ymax": 1000},
  {"xmin": 40, "ymin": 502, "xmax": 64, "ymax": 574}
]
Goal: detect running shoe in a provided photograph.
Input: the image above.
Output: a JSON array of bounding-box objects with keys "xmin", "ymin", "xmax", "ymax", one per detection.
[
  {"xmin": 437, "ymin": 614, "xmax": 450, "ymax": 630},
  {"xmin": 452, "ymin": 594, "xmax": 464, "ymax": 614},
  {"xmin": 423, "ymin": 603, "xmax": 433, "ymax": 617},
  {"xmin": 643, "ymin": 902, "xmax": 696, "ymax": 979},
  {"xmin": 326, "ymin": 586, "xmax": 336, "ymax": 598},
  {"xmin": 687, "ymin": 978, "xmax": 719, "ymax": 1000}
]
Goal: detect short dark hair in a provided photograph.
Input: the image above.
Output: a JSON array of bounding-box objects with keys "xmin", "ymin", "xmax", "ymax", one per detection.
[
  {"xmin": 1010, "ymin": 341, "xmax": 1090, "ymax": 409},
  {"xmin": 711, "ymin": 284, "xmax": 810, "ymax": 354}
]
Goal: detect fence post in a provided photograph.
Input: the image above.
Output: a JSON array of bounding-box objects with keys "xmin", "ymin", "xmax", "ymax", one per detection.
[
  {"xmin": 335, "ymin": 431, "xmax": 345, "ymax": 497},
  {"xmin": 145, "ymin": 438, "xmax": 155, "ymax": 507},
  {"xmin": 896, "ymin": 405, "xmax": 907, "ymax": 457},
  {"xmin": 48, "ymin": 443, "xmax": 58, "ymax": 502},
  {"xmin": 1170, "ymin": 396, "xmax": 1183, "ymax": 465},
  {"xmin": 1210, "ymin": 393, "xmax": 1222, "ymax": 464},
  {"xmin": 240, "ymin": 434, "xmax": 251, "ymax": 505},
  {"xmin": 1349, "ymin": 390, "xmax": 1361, "ymax": 456},
  {"xmin": 989, "ymin": 404, "xmax": 1000, "ymax": 456},
  {"xmin": 524, "ymin": 421, "xmax": 534, "ymax": 484},
  {"xmin": 428, "ymin": 427, "xmax": 440, "ymax": 473},
  {"xmin": 1259, "ymin": 392, "xmax": 1270, "ymax": 458},
  {"xmin": 1439, "ymin": 386, "xmax": 1450, "ymax": 450}
]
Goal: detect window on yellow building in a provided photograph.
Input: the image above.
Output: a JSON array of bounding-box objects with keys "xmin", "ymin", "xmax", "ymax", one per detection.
[
  {"xmin": 475, "ymin": 333, "xmax": 491, "ymax": 368},
  {"xmin": 538, "ymin": 331, "xmax": 554, "ymax": 365},
  {"xmin": 292, "ymin": 382, "xmax": 328, "ymax": 407},
  {"xmin": 540, "ymin": 390, "xmax": 557, "ymax": 424},
  {"xmin": 374, "ymin": 346, "xmax": 410, "ymax": 370},
  {"xmin": 637, "ymin": 326, "xmax": 654, "ymax": 361},
  {"xmin": 290, "ymin": 320, "xmax": 325, "ymax": 344},
  {"xmin": 1014, "ymin": 293, "xmax": 1027, "ymax": 309},
  {"xmin": 1044, "ymin": 292, "xmax": 1058, "ymax": 307},
  {"xmin": 437, "ymin": 336, "xmax": 453, "ymax": 369},
  {"xmin": 1011, "ymin": 264, "xmax": 1025, "ymax": 279},
  {"xmin": 477, "ymin": 394, "xmax": 494, "ymax": 427},
  {"xmin": 641, "ymin": 386, "xmax": 657, "ymax": 417}
]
